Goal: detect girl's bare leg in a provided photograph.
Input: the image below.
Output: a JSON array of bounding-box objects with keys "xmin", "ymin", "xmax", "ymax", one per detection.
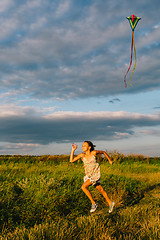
[
  {"xmin": 96, "ymin": 185, "xmax": 112, "ymax": 206},
  {"xmin": 81, "ymin": 179, "xmax": 95, "ymax": 204}
]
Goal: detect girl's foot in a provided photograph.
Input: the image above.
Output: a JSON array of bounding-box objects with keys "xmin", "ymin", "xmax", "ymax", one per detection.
[
  {"xmin": 109, "ymin": 201, "xmax": 115, "ymax": 213},
  {"xmin": 90, "ymin": 203, "xmax": 98, "ymax": 213}
]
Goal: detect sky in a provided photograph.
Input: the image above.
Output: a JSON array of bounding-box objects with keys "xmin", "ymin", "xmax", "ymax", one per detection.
[{"xmin": 0, "ymin": 0, "xmax": 160, "ymax": 156}]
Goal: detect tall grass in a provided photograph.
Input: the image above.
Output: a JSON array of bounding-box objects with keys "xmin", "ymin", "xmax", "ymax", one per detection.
[{"xmin": 0, "ymin": 154, "xmax": 159, "ymax": 239}]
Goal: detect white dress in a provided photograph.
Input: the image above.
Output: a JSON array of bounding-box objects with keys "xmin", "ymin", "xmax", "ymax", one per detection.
[{"xmin": 82, "ymin": 155, "xmax": 101, "ymax": 185}]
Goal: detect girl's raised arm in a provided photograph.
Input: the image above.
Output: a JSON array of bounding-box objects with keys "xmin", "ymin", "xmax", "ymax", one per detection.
[
  {"xmin": 70, "ymin": 144, "xmax": 83, "ymax": 163},
  {"xmin": 94, "ymin": 150, "xmax": 113, "ymax": 165}
]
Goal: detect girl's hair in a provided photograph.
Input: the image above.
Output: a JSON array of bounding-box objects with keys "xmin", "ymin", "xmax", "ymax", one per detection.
[{"xmin": 84, "ymin": 141, "xmax": 96, "ymax": 152}]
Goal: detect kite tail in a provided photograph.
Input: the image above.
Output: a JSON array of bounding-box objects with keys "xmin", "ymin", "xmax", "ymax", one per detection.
[
  {"xmin": 124, "ymin": 31, "xmax": 134, "ymax": 88},
  {"xmin": 129, "ymin": 31, "xmax": 136, "ymax": 86}
]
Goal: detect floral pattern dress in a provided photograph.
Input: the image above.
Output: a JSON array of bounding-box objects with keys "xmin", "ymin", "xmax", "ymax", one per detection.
[{"xmin": 82, "ymin": 154, "xmax": 101, "ymax": 185}]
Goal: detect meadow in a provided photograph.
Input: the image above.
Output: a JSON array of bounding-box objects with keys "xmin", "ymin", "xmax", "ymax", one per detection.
[{"xmin": 0, "ymin": 152, "xmax": 159, "ymax": 240}]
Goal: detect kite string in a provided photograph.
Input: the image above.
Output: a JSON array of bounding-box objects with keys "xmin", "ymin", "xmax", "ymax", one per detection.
[
  {"xmin": 124, "ymin": 31, "xmax": 134, "ymax": 88},
  {"xmin": 129, "ymin": 31, "xmax": 136, "ymax": 86}
]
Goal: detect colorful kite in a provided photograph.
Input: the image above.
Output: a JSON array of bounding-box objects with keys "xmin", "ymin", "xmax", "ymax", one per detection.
[{"xmin": 124, "ymin": 15, "xmax": 141, "ymax": 88}]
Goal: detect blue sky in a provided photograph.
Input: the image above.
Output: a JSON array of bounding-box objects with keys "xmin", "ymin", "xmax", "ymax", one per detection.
[{"xmin": 0, "ymin": 0, "xmax": 160, "ymax": 156}]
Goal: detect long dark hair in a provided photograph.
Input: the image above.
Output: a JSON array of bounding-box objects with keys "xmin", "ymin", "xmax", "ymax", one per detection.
[{"xmin": 84, "ymin": 141, "xmax": 96, "ymax": 152}]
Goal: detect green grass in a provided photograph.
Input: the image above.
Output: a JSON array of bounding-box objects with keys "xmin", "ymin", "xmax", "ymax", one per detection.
[{"xmin": 0, "ymin": 154, "xmax": 159, "ymax": 239}]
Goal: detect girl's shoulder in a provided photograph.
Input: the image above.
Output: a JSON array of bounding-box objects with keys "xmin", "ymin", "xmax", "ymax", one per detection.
[
  {"xmin": 92, "ymin": 150, "xmax": 98, "ymax": 156},
  {"xmin": 93, "ymin": 150, "xmax": 104, "ymax": 155},
  {"xmin": 78, "ymin": 153, "xmax": 85, "ymax": 159}
]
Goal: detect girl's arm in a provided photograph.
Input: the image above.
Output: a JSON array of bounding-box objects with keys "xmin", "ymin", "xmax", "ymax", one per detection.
[
  {"xmin": 94, "ymin": 150, "xmax": 113, "ymax": 165},
  {"xmin": 70, "ymin": 144, "xmax": 83, "ymax": 163}
]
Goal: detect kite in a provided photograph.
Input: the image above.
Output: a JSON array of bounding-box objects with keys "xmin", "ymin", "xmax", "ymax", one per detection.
[{"xmin": 124, "ymin": 14, "xmax": 141, "ymax": 88}]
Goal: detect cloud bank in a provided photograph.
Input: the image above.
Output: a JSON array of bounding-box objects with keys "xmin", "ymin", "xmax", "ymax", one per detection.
[
  {"xmin": 0, "ymin": 105, "xmax": 160, "ymax": 145},
  {"xmin": 0, "ymin": 0, "xmax": 160, "ymax": 155},
  {"xmin": 0, "ymin": 0, "xmax": 160, "ymax": 102}
]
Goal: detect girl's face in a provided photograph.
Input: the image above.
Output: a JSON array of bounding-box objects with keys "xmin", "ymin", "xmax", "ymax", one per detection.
[{"xmin": 82, "ymin": 142, "xmax": 91, "ymax": 152}]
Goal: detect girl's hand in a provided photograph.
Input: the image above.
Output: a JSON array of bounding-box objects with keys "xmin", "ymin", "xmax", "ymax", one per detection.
[{"xmin": 72, "ymin": 143, "xmax": 78, "ymax": 151}]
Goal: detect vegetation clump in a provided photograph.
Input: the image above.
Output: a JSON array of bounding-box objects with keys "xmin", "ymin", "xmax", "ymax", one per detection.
[{"xmin": 0, "ymin": 153, "xmax": 159, "ymax": 239}]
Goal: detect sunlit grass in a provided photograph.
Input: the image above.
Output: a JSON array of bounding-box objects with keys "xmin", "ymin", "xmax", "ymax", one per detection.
[{"xmin": 0, "ymin": 153, "xmax": 159, "ymax": 239}]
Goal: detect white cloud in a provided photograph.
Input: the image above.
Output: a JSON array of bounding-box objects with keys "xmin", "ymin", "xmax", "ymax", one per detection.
[
  {"xmin": 138, "ymin": 129, "xmax": 160, "ymax": 136},
  {"xmin": 44, "ymin": 110, "xmax": 160, "ymax": 122},
  {"xmin": 6, "ymin": 143, "xmax": 40, "ymax": 149},
  {"xmin": 0, "ymin": 142, "xmax": 40, "ymax": 155},
  {"xmin": 114, "ymin": 132, "xmax": 131, "ymax": 139},
  {"xmin": 0, "ymin": 104, "xmax": 36, "ymax": 117},
  {"xmin": 0, "ymin": 17, "xmax": 19, "ymax": 39},
  {"xmin": 0, "ymin": 104, "xmax": 160, "ymax": 142},
  {"xmin": 26, "ymin": 0, "xmax": 41, "ymax": 8},
  {"xmin": 0, "ymin": 0, "xmax": 159, "ymax": 100},
  {"xmin": 0, "ymin": 102, "xmax": 159, "ymax": 155},
  {"xmin": 0, "ymin": 0, "xmax": 13, "ymax": 13},
  {"xmin": 30, "ymin": 17, "xmax": 47, "ymax": 31},
  {"xmin": 138, "ymin": 25, "xmax": 160, "ymax": 48},
  {"xmin": 55, "ymin": 0, "xmax": 71, "ymax": 18}
]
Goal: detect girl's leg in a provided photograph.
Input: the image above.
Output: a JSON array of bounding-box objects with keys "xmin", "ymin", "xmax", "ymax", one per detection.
[
  {"xmin": 96, "ymin": 184, "xmax": 112, "ymax": 206},
  {"xmin": 81, "ymin": 179, "xmax": 95, "ymax": 204}
]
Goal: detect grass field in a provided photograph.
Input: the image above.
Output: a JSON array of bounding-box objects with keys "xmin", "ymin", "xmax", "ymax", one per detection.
[{"xmin": 0, "ymin": 153, "xmax": 159, "ymax": 239}]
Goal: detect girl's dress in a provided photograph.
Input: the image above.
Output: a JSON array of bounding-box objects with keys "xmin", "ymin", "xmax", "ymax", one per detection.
[{"xmin": 82, "ymin": 154, "xmax": 101, "ymax": 185}]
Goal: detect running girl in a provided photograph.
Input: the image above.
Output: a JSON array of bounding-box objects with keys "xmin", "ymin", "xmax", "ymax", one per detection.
[{"xmin": 70, "ymin": 141, "xmax": 115, "ymax": 213}]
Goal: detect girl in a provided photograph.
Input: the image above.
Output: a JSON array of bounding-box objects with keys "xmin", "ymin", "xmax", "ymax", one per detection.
[{"xmin": 70, "ymin": 141, "xmax": 115, "ymax": 213}]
